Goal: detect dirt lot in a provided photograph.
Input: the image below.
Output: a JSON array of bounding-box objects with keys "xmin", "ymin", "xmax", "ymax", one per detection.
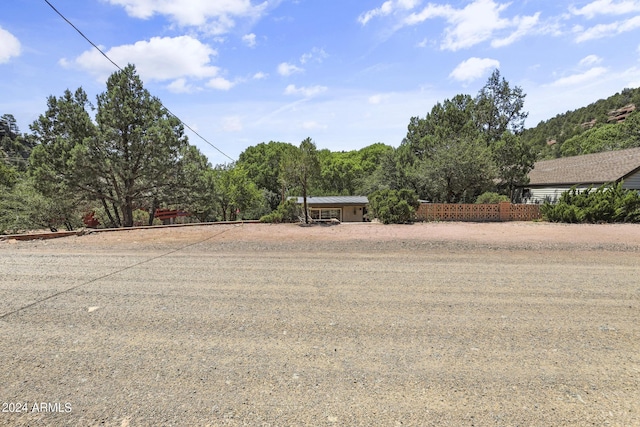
[{"xmin": 1, "ymin": 222, "xmax": 639, "ymax": 426}]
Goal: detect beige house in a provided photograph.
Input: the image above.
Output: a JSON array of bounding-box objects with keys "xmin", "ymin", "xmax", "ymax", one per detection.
[
  {"xmin": 293, "ymin": 196, "xmax": 369, "ymax": 222},
  {"xmin": 522, "ymin": 147, "xmax": 640, "ymax": 203}
]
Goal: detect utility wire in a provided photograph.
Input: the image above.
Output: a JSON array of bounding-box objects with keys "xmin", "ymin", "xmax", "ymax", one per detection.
[
  {"xmin": 0, "ymin": 225, "xmax": 238, "ymax": 320},
  {"xmin": 43, "ymin": 0, "xmax": 235, "ymax": 163}
]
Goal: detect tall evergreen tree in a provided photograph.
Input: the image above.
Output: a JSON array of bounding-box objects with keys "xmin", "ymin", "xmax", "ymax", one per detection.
[
  {"xmin": 282, "ymin": 138, "xmax": 320, "ymax": 224},
  {"xmin": 475, "ymin": 69, "xmax": 528, "ymax": 144},
  {"xmin": 30, "ymin": 65, "xmax": 189, "ymax": 227}
]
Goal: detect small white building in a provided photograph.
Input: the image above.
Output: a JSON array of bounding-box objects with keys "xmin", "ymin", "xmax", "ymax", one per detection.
[
  {"xmin": 522, "ymin": 147, "xmax": 640, "ymax": 203},
  {"xmin": 293, "ymin": 196, "xmax": 369, "ymax": 222}
]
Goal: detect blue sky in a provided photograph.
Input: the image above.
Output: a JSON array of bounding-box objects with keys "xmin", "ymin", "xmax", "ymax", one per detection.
[{"xmin": 2, "ymin": 0, "xmax": 640, "ymax": 163}]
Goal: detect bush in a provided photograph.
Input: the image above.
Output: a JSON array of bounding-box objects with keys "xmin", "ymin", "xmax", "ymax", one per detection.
[
  {"xmin": 368, "ymin": 189, "xmax": 419, "ymax": 224},
  {"xmin": 1, "ymin": 178, "xmax": 84, "ymax": 233},
  {"xmin": 541, "ymin": 182, "xmax": 640, "ymax": 223},
  {"xmin": 260, "ymin": 198, "xmax": 302, "ymax": 223},
  {"xmin": 131, "ymin": 209, "xmax": 162, "ymax": 226},
  {"xmin": 475, "ymin": 192, "xmax": 509, "ymax": 204}
]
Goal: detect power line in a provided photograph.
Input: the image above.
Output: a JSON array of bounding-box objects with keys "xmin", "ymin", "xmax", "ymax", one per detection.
[
  {"xmin": 0, "ymin": 225, "xmax": 237, "ymax": 320},
  {"xmin": 42, "ymin": 0, "xmax": 235, "ymax": 163}
]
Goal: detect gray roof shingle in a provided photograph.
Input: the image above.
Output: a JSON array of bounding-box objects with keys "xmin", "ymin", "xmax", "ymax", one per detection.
[
  {"xmin": 527, "ymin": 147, "xmax": 640, "ymax": 186},
  {"xmin": 293, "ymin": 196, "xmax": 368, "ymax": 205}
]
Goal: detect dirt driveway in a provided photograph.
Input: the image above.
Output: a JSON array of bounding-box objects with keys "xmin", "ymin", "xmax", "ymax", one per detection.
[{"xmin": 1, "ymin": 222, "xmax": 639, "ymax": 426}]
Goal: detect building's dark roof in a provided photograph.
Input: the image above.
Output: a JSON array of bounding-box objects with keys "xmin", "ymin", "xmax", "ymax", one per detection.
[
  {"xmin": 527, "ymin": 147, "xmax": 640, "ymax": 186},
  {"xmin": 292, "ymin": 196, "xmax": 368, "ymax": 205}
]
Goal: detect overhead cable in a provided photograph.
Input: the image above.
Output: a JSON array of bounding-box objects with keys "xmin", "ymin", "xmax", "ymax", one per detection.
[{"xmin": 43, "ymin": 0, "xmax": 235, "ymax": 162}]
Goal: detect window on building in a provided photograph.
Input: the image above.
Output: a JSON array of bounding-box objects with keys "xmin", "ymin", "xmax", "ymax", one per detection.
[{"xmin": 310, "ymin": 208, "xmax": 341, "ymax": 221}]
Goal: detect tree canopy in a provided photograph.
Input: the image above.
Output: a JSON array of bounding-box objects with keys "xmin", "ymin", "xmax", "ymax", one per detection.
[
  {"xmin": 393, "ymin": 70, "xmax": 530, "ymax": 203},
  {"xmin": 5, "ymin": 66, "xmax": 640, "ymax": 232},
  {"xmin": 30, "ymin": 65, "xmax": 191, "ymax": 227},
  {"xmin": 282, "ymin": 137, "xmax": 321, "ymax": 224}
]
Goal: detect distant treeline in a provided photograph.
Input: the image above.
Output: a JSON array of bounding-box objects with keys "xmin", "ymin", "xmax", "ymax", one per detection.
[{"xmin": 2, "ymin": 67, "xmax": 640, "ymax": 233}]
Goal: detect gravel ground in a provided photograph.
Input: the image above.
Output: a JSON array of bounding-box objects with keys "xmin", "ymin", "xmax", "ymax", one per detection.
[{"xmin": 1, "ymin": 222, "xmax": 639, "ymax": 426}]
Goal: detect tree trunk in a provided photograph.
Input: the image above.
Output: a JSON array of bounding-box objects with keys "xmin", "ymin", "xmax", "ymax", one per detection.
[
  {"xmin": 302, "ymin": 186, "xmax": 309, "ymax": 224},
  {"xmin": 107, "ymin": 190, "xmax": 122, "ymax": 227},
  {"xmin": 148, "ymin": 198, "xmax": 157, "ymax": 226},
  {"xmin": 112, "ymin": 202, "xmax": 122, "ymax": 227},
  {"xmin": 100, "ymin": 197, "xmax": 118, "ymax": 228},
  {"xmin": 122, "ymin": 197, "xmax": 134, "ymax": 227}
]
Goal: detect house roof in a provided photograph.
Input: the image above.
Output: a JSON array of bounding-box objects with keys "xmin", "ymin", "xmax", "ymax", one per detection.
[
  {"xmin": 527, "ymin": 147, "xmax": 640, "ymax": 186},
  {"xmin": 292, "ymin": 196, "xmax": 369, "ymax": 205}
]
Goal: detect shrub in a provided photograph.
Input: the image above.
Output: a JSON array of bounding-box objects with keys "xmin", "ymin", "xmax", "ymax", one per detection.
[
  {"xmin": 541, "ymin": 182, "xmax": 640, "ymax": 223},
  {"xmin": 260, "ymin": 198, "xmax": 302, "ymax": 223},
  {"xmin": 133, "ymin": 209, "xmax": 150, "ymax": 226},
  {"xmin": 475, "ymin": 192, "xmax": 509, "ymax": 204},
  {"xmin": 368, "ymin": 189, "xmax": 419, "ymax": 224}
]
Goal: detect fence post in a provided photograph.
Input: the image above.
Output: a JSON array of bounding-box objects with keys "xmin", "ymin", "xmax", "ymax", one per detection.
[{"xmin": 499, "ymin": 202, "xmax": 511, "ymax": 222}]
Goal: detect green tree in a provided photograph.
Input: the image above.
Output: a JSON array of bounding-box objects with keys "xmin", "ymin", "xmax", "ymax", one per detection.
[
  {"xmin": 475, "ymin": 191, "xmax": 509, "ymax": 204},
  {"xmin": 0, "ymin": 114, "xmax": 19, "ymax": 139},
  {"xmin": 354, "ymin": 144, "xmax": 399, "ymax": 195},
  {"xmin": 402, "ymin": 94, "xmax": 478, "ymax": 161},
  {"xmin": 358, "ymin": 147, "xmax": 407, "ymax": 195},
  {"xmin": 491, "ymin": 132, "xmax": 536, "ymax": 201},
  {"xmin": 0, "ymin": 159, "xmax": 17, "ymax": 189},
  {"xmin": 0, "ymin": 177, "xmax": 84, "ymax": 234},
  {"xmin": 30, "ymin": 65, "xmax": 189, "ymax": 228},
  {"xmin": 368, "ymin": 189, "xmax": 419, "ymax": 224},
  {"xmin": 212, "ymin": 164, "xmax": 262, "ymax": 221},
  {"xmin": 259, "ymin": 198, "xmax": 302, "ymax": 223},
  {"xmin": 282, "ymin": 137, "xmax": 320, "ymax": 224},
  {"xmin": 475, "ymin": 69, "xmax": 528, "ymax": 144},
  {"xmin": 417, "ymin": 135, "xmax": 495, "ymax": 203},
  {"xmin": 398, "ymin": 94, "xmax": 494, "ymax": 202},
  {"xmin": 29, "ymin": 88, "xmax": 98, "ymax": 226},
  {"xmin": 161, "ymin": 144, "xmax": 212, "ymax": 224},
  {"xmin": 561, "ymin": 112, "xmax": 640, "ymax": 156},
  {"xmin": 237, "ymin": 141, "xmax": 297, "ymax": 209},
  {"xmin": 318, "ymin": 150, "xmax": 362, "ymax": 196},
  {"xmin": 1, "ymin": 114, "xmax": 37, "ymax": 171}
]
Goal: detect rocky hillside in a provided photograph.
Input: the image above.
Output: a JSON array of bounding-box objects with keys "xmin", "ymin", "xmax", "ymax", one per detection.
[{"xmin": 522, "ymin": 87, "xmax": 640, "ymax": 159}]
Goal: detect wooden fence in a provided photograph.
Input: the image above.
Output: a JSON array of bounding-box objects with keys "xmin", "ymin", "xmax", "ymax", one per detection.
[{"xmin": 415, "ymin": 202, "xmax": 541, "ymax": 222}]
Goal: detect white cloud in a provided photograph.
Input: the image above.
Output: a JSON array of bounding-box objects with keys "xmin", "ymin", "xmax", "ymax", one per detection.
[
  {"xmin": 368, "ymin": 94, "xmax": 384, "ymax": 104},
  {"xmin": 575, "ymin": 15, "xmax": 640, "ymax": 42},
  {"xmin": 0, "ymin": 26, "xmax": 21, "ymax": 63},
  {"xmin": 167, "ymin": 78, "xmax": 198, "ymax": 93},
  {"xmin": 207, "ymin": 77, "xmax": 235, "ymax": 90},
  {"xmin": 402, "ymin": 0, "xmax": 551, "ymax": 51},
  {"xmin": 569, "ymin": 0, "xmax": 640, "ymax": 19},
  {"xmin": 106, "ymin": 0, "xmax": 270, "ymax": 34},
  {"xmin": 242, "ymin": 33, "xmax": 257, "ymax": 47},
  {"xmin": 358, "ymin": 0, "xmax": 419, "ymax": 25},
  {"xmin": 406, "ymin": 0, "xmax": 509, "ymax": 50},
  {"xmin": 403, "ymin": 0, "xmax": 541, "ymax": 51},
  {"xmin": 222, "ymin": 116, "xmax": 243, "ymax": 132},
  {"xmin": 579, "ymin": 55, "xmax": 603, "ymax": 67},
  {"xmin": 284, "ymin": 84, "xmax": 327, "ymax": 97},
  {"xmin": 547, "ymin": 67, "xmax": 608, "ymax": 87},
  {"xmin": 449, "ymin": 57, "xmax": 500, "ymax": 82},
  {"xmin": 300, "ymin": 47, "xmax": 328, "ymax": 64},
  {"xmin": 253, "ymin": 71, "xmax": 268, "ymax": 79},
  {"xmin": 302, "ymin": 121, "xmax": 327, "ymax": 130},
  {"xmin": 278, "ymin": 62, "xmax": 304, "ymax": 76},
  {"xmin": 491, "ymin": 13, "xmax": 541, "ymax": 48},
  {"xmin": 66, "ymin": 36, "xmax": 220, "ymax": 83}
]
